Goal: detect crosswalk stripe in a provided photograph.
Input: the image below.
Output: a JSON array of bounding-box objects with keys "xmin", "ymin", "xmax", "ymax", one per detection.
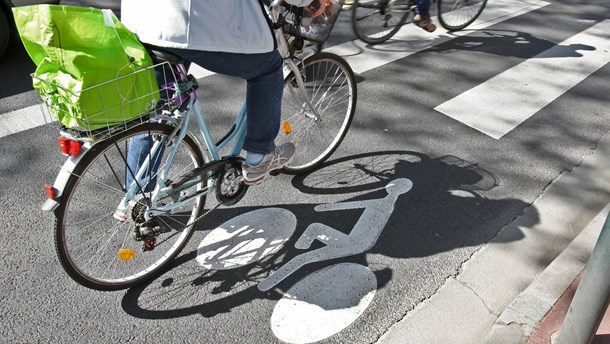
[
  {"xmin": 326, "ymin": 0, "xmax": 549, "ymax": 74},
  {"xmin": 434, "ymin": 19, "xmax": 610, "ymax": 139},
  {"xmin": 0, "ymin": 0, "xmax": 549, "ymax": 138},
  {"xmin": 188, "ymin": 63, "xmax": 215, "ymax": 80},
  {"xmin": 0, "ymin": 105, "xmax": 50, "ymax": 138}
]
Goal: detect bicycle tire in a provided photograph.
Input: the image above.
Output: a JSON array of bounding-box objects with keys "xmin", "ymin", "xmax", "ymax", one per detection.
[
  {"xmin": 437, "ymin": 0, "xmax": 487, "ymax": 31},
  {"xmin": 278, "ymin": 52, "xmax": 357, "ymax": 174},
  {"xmin": 54, "ymin": 122, "xmax": 207, "ymax": 291},
  {"xmin": 351, "ymin": 0, "xmax": 411, "ymax": 45}
]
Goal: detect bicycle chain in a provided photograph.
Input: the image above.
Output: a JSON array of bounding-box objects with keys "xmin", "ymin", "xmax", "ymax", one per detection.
[
  {"xmin": 183, "ymin": 202, "xmax": 221, "ymax": 229},
  {"xmin": 137, "ymin": 203, "xmax": 221, "ymax": 252}
]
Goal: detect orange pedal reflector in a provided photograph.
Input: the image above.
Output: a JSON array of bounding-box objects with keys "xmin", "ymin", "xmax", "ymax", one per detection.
[
  {"xmin": 281, "ymin": 120, "xmax": 292, "ymax": 135},
  {"xmin": 117, "ymin": 249, "xmax": 136, "ymax": 261}
]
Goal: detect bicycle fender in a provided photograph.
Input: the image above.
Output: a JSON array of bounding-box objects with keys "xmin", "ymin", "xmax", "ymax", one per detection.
[
  {"xmin": 41, "ymin": 143, "xmax": 91, "ymax": 212},
  {"xmin": 299, "ymin": 48, "xmax": 317, "ymax": 62}
]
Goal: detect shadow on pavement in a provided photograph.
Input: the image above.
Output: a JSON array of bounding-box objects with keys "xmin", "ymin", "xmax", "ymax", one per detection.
[{"xmin": 121, "ymin": 150, "xmax": 538, "ymax": 319}]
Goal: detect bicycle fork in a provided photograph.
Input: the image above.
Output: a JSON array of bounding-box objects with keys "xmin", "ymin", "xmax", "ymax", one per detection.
[{"xmin": 285, "ymin": 55, "xmax": 322, "ymax": 122}]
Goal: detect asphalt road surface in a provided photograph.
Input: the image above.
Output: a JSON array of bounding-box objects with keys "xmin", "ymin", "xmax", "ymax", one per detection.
[{"xmin": 1, "ymin": 0, "xmax": 609, "ymax": 343}]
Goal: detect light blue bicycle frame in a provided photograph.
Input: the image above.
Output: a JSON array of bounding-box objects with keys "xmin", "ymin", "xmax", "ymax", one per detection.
[
  {"xmin": 40, "ymin": 0, "xmax": 325, "ymax": 216},
  {"xmin": 122, "ymin": 0, "xmax": 324, "ymax": 221},
  {"xmin": 122, "ymin": 81, "xmax": 248, "ymax": 221}
]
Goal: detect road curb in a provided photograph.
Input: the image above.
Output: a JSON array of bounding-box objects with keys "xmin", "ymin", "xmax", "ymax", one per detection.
[
  {"xmin": 482, "ymin": 203, "xmax": 607, "ymax": 344},
  {"xmin": 376, "ymin": 132, "xmax": 610, "ymax": 344}
]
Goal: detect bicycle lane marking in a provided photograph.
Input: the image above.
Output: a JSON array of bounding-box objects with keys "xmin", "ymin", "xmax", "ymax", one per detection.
[
  {"xmin": 326, "ymin": 0, "xmax": 550, "ymax": 74},
  {"xmin": 257, "ymin": 178, "xmax": 413, "ymax": 291},
  {"xmin": 270, "ymin": 263, "xmax": 377, "ymax": 344},
  {"xmin": 435, "ymin": 19, "xmax": 610, "ymax": 139},
  {"xmin": 194, "ymin": 179, "xmax": 412, "ymax": 343},
  {"xmin": 267, "ymin": 179, "xmax": 412, "ymax": 343},
  {"xmin": 196, "ymin": 208, "xmax": 297, "ymax": 269}
]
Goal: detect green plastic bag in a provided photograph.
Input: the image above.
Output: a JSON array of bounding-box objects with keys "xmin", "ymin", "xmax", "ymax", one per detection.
[{"xmin": 13, "ymin": 5, "xmax": 159, "ymax": 132}]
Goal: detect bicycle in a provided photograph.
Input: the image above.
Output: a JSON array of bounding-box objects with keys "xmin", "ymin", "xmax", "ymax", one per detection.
[
  {"xmin": 37, "ymin": 0, "xmax": 357, "ymax": 291},
  {"xmin": 351, "ymin": 0, "xmax": 488, "ymax": 44}
]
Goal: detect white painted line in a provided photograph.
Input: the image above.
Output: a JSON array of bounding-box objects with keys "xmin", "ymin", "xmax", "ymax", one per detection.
[
  {"xmin": 271, "ymin": 263, "xmax": 377, "ymax": 343},
  {"xmin": 0, "ymin": 104, "xmax": 51, "ymax": 138},
  {"xmin": 1, "ymin": 0, "xmax": 547, "ymax": 138},
  {"xmin": 435, "ymin": 20, "xmax": 610, "ymax": 139},
  {"xmin": 191, "ymin": 0, "xmax": 548, "ymax": 78},
  {"xmin": 188, "ymin": 63, "xmax": 215, "ymax": 79},
  {"xmin": 327, "ymin": 0, "xmax": 549, "ymax": 74}
]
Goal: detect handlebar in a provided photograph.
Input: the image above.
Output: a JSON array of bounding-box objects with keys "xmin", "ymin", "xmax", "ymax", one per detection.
[{"xmin": 269, "ymin": 0, "xmax": 308, "ymax": 57}]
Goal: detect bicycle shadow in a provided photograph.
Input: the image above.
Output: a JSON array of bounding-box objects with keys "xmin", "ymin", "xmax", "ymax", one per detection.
[
  {"xmin": 429, "ymin": 29, "xmax": 595, "ymax": 59},
  {"xmin": 121, "ymin": 203, "xmax": 394, "ymax": 319},
  {"xmin": 331, "ymin": 28, "xmax": 594, "ymax": 61},
  {"xmin": 121, "ymin": 150, "xmax": 537, "ymax": 320}
]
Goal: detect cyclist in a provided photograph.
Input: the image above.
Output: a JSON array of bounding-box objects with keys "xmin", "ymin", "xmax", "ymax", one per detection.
[
  {"xmin": 120, "ymin": 0, "xmax": 329, "ymax": 187},
  {"xmin": 414, "ymin": 0, "xmax": 436, "ymax": 32}
]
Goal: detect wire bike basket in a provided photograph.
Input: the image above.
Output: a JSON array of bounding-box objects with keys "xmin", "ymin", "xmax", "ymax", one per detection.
[
  {"xmin": 33, "ymin": 62, "xmax": 179, "ymax": 140},
  {"xmin": 280, "ymin": 0, "xmax": 345, "ymax": 43}
]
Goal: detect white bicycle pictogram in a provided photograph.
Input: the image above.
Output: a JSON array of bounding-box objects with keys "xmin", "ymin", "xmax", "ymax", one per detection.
[
  {"xmin": 197, "ymin": 178, "xmax": 412, "ymax": 343},
  {"xmin": 257, "ymin": 178, "xmax": 412, "ymax": 291}
]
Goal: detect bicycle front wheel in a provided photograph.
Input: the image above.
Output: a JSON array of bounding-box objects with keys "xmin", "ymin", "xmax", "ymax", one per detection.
[
  {"xmin": 279, "ymin": 52, "xmax": 357, "ymax": 174},
  {"xmin": 55, "ymin": 123, "xmax": 207, "ymax": 291},
  {"xmin": 351, "ymin": 0, "xmax": 412, "ymax": 44},
  {"xmin": 437, "ymin": 0, "xmax": 487, "ymax": 31}
]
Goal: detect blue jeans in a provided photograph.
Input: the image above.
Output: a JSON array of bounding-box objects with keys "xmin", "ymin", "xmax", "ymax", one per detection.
[
  {"xmin": 126, "ymin": 133, "xmax": 165, "ymax": 193},
  {"xmin": 167, "ymin": 48, "xmax": 284, "ymax": 154},
  {"xmin": 126, "ymin": 49, "xmax": 284, "ymax": 191},
  {"xmin": 416, "ymin": 0, "xmax": 431, "ymax": 16}
]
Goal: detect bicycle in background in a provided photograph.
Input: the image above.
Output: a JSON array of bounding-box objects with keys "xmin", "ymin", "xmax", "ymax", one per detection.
[
  {"xmin": 38, "ymin": 0, "xmax": 357, "ymax": 291},
  {"xmin": 351, "ymin": 0, "xmax": 488, "ymax": 44}
]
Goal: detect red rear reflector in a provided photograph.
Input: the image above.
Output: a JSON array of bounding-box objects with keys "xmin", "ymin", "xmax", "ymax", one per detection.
[
  {"xmin": 57, "ymin": 137, "xmax": 82, "ymax": 156},
  {"xmin": 69, "ymin": 139, "xmax": 81, "ymax": 155},
  {"xmin": 58, "ymin": 137, "xmax": 70, "ymax": 155},
  {"xmin": 45, "ymin": 184, "xmax": 55, "ymax": 199}
]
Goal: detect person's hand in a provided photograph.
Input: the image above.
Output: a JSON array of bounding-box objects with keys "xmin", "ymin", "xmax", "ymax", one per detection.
[{"xmin": 308, "ymin": 0, "xmax": 333, "ymax": 18}]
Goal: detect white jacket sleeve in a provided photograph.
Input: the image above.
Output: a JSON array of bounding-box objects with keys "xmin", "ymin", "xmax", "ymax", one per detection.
[{"xmin": 285, "ymin": 0, "xmax": 314, "ymax": 6}]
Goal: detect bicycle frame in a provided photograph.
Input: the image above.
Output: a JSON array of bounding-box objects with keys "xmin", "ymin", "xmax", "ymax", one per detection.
[
  {"xmin": 131, "ymin": 77, "xmax": 250, "ymax": 220},
  {"xmin": 42, "ymin": 0, "xmax": 322, "ymax": 215}
]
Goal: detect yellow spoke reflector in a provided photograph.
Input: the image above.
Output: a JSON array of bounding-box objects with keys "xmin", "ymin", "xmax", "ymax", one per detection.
[
  {"xmin": 117, "ymin": 249, "xmax": 136, "ymax": 261},
  {"xmin": 282, "ymin": 120, "xmax": 292, "ymax": 135}
]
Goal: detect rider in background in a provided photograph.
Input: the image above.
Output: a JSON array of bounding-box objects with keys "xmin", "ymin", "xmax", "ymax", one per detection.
[
  {"xmin": 120, "ymin": 0, "xmax": 328, "ymax": 186},
  {"xmin": 414, "ymin": 0, "xmax": 436, "ymax": 32}
]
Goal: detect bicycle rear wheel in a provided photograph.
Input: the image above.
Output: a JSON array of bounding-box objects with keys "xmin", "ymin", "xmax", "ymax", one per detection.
[
  {"xmin": 278, "ymin": 52, "xmax": 357, "ymax": 174},
  {"xmin": 351, "ymin": 0, "xmax": 412, "ymax": 44},
  {"xmin": 437, "ymin": 0, "xmax": 487, "ymax": 31},
  {"xmin": 54, "ymin": 122, "xmax": 207, "ymax": 291}
]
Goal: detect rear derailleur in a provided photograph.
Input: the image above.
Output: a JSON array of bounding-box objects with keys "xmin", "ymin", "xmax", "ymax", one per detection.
[{"xmin": 131, "ymin": 203, "xmax": 170, "ymax": 252}]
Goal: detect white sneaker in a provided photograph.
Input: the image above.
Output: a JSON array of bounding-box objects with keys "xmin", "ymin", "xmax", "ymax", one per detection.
[
  {"xmin": 241, "ymin": 143, "xmax": 296, "ymax": 186},
  {"xmin": 113, "ymin": 200, "xmax": 136, "ymax": 222}
]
